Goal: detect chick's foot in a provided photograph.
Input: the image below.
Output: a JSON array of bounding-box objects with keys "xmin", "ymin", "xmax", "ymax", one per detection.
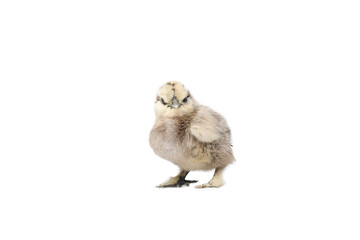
[
  {"xmin": 196, "ymin": 178, "xmax": 224, "ymax": 188},
  {"xmin": 157, "ymin": 173, "xmax": 198, "ymax": 188}
]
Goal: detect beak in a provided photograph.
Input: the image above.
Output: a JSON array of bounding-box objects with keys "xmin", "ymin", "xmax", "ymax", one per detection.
[{"xmin": 169, "ymin": 96, "xmax": 180, "ymax": 109}]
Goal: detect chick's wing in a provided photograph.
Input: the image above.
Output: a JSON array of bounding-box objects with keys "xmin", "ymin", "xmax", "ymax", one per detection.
[{"xmin": 190, "ymin": 107, "xmax": 223, "ymax": 143}]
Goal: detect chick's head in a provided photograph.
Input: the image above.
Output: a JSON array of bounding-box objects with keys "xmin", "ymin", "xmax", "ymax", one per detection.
[{"xmin": 154, "ymin": 81, "xmax": 195, "ymax": 117}]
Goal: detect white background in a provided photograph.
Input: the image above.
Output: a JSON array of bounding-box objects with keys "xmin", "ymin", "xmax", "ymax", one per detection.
[{"xmin": 0, "ymin": 1, "xmax": 359, "ymax": 239}]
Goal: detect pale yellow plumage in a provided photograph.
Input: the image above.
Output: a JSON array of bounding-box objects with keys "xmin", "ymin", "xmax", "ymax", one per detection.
[{"xmin": 149, "ymin": 81, "xmax": 235, "ymax": 188}]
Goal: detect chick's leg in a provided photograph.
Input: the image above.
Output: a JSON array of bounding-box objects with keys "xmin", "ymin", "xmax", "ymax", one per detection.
[
  {"xmin": 196, "ymin": 167, "xmax": 225, "ymax": 188},
  {"xmin": 157, "ymin": 170, "xmax": 198, "ymax": 188}
]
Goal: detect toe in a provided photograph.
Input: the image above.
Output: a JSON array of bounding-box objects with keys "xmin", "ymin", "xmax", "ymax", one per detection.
[
  {"xmin": 196, "ymin": 183, "xmax": 211, "ymax": 188},
  {"xmin": 156, "ymin": 183, "xmax": 178, "ymax": 188},
  {"xmin": 195, "ymin": 183, "xmax": 222, "ymax": 188},
  {"xmin": 185, "ymin": 180, "xmax": 198, "ymax": 183}
]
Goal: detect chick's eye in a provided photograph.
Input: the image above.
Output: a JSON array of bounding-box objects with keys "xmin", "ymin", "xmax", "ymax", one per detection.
[
  {"xmin": 183, "ymin": 96, "xmax": 189, "ymax": 103},
  {"xmin": 160, "ymin": 98, "xmax": 167, "ymax": 105}
]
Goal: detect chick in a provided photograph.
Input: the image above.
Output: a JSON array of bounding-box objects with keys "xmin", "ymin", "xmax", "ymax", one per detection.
[{"xmin": 149, "ymin": 81, "xmax": 235, "ymax": 188}]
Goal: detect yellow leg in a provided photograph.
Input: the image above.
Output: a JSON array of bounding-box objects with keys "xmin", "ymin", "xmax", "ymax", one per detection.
[{"xmin": 196, "ymin": 167, "xmax": 225, "ymax": 188}]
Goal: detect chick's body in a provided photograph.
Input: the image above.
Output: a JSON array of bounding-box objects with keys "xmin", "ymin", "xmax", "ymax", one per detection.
[
  {"xmin": 149, "ymin": 81, "xmax": 235, "ymax": 188},
  {"xmin": 150, "ymin": 106, "xmax": 234, "ymax": 171}
]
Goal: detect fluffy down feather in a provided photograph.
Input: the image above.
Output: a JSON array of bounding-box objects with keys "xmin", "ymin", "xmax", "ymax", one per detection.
[{"xmin": 149, "ymin": 81, "xmax": 235, "ymax": 187}]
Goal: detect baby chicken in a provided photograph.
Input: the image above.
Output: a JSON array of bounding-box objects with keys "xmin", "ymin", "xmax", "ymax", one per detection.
[{"xmin": 149, "ymin": 81, "xmax": 235, "ymax": 188}]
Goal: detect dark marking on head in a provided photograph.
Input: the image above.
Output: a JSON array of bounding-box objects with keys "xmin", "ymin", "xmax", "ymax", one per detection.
[
  {"xmin": 182, "ymin": 93, "xmax": 191, "ymax": 103},
  {"xmin": 160, "ymin": 98, "xmax": 167, "ymax": 105}
]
